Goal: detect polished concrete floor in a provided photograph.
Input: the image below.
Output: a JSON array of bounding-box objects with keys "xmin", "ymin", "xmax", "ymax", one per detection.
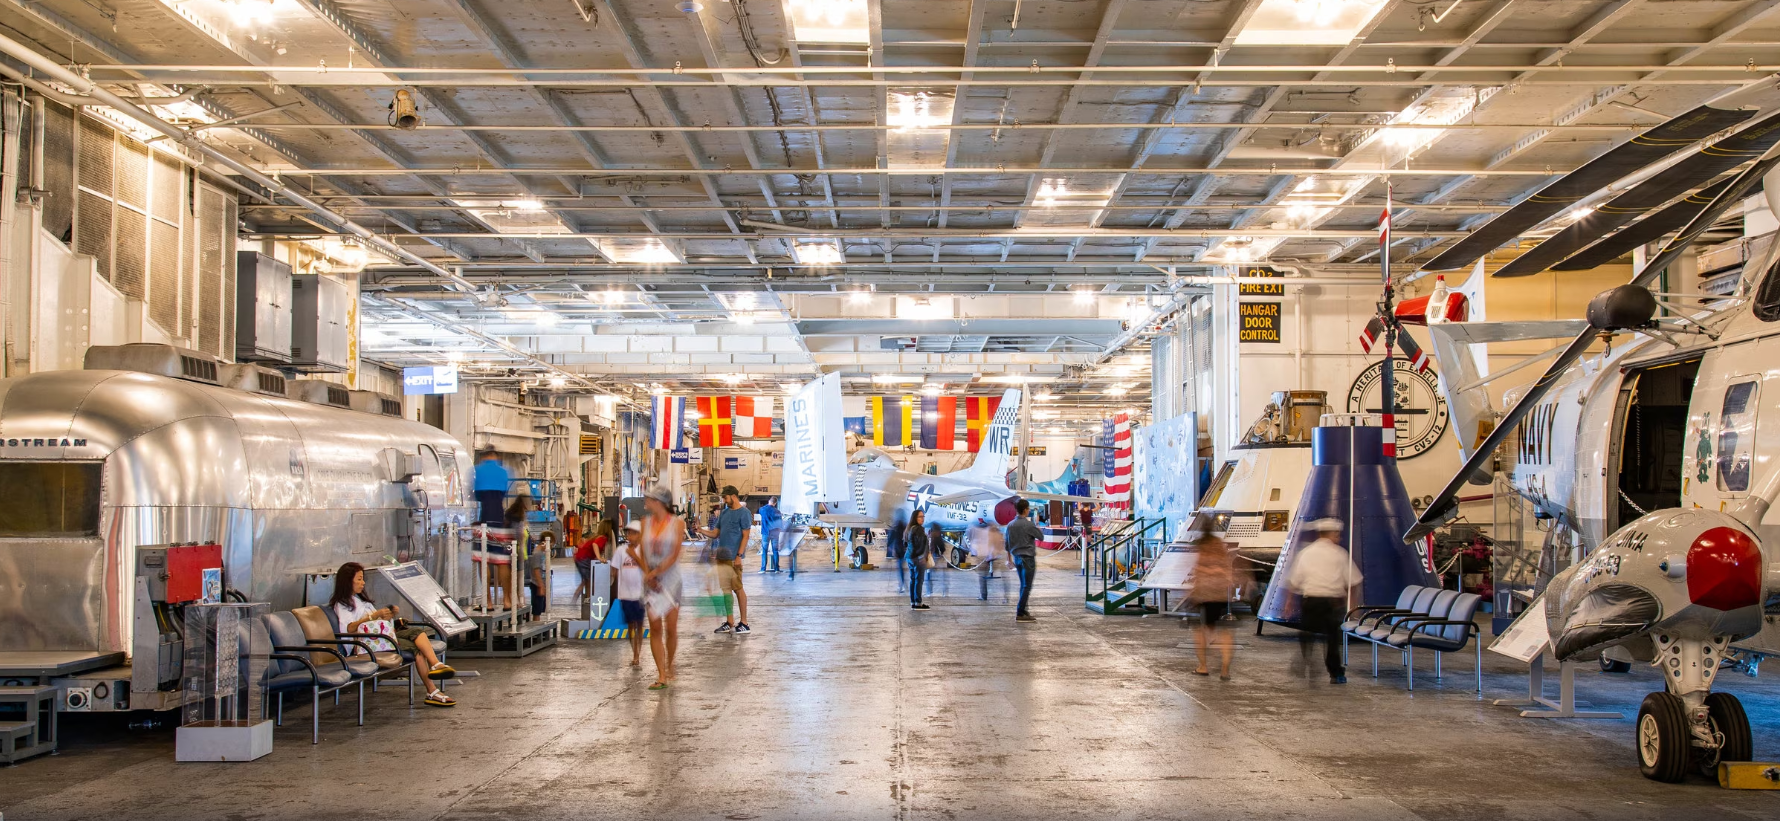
[{"xmin": 3, "ymin": 545, "xmax": 1778, "ymax": 820}]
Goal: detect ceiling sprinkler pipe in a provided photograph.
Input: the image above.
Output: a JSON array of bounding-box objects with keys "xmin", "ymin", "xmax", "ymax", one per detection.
[{"xmin": 0, "ymin": 31, "xmax": 478, "ymax": 295}]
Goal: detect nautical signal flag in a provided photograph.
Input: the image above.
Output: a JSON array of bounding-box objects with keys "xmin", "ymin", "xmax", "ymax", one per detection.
[
  {"xmin": 919, "ymin": 395, "xmax": 957, "ymax": 451},
  {"xmin": 696, "ymin": 396, "xmax": 734, "ymax": 447},
  {"xmin": 733, "ymin": 396, "xmax": 774, "ymax": 438},
  {"xmin": 965, "ymin": 395, "xmax": 1002, "ymax": 452},
  {"xmin": 651, "ymin": 395, "xmax": 685, "ymax": 450},
  {"xmin": 870, "ymin": 395, "xmax": 915, "ymax": 447}
]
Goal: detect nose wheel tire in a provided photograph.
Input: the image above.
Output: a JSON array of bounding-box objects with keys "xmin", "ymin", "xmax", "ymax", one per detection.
[
  {"xmin": 1600, "ymin": 657, "xmax": 1632, "ymax": 674},
  {"xmin": 1637, "ymin": 692, "xmax": 1691, "ymax": 783},
  {"xmin": 1699, "ymin": 692, "xmax": 1753, "ymax": 776}
]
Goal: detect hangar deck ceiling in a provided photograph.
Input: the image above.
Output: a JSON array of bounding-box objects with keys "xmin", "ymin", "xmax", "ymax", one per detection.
[{"xmin": 3, "ymin": 0, "xmax": 1775, "ymax": 411}]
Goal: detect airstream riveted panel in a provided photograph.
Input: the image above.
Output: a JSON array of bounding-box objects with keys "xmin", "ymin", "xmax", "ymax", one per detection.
[{"xmin": 0, "ymin": 362, "xmax": 472, "ymax": 665}]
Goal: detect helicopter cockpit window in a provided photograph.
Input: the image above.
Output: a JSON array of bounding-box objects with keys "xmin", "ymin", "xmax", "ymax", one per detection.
[
  {"xmin": 1716, "ymin": 380, "xmax": 1758, "ymax": 492},
  {"xmin": 1754, "ymin": 260, "xmax": 1780, "ymax": 322}
]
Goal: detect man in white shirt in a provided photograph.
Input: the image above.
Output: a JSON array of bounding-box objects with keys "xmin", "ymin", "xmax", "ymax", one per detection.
[{"xmin": 1286, "ymin": 518, "xmax": 1363, "ymax": 684}]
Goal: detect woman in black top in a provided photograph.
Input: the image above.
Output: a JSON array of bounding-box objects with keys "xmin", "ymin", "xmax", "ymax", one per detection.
[{"xmin": 906, "ymin": 509, "xmax": 931, "ymax": 610}]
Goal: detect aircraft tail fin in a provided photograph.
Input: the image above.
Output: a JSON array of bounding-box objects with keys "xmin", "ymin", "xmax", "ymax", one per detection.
[
  {"xmin": 955, "ymin": 389, "xmax": 1021, "ymax": 485},
  {"xmin": 780, "ymin": 373, "xmax": 848, "ymax": 515}
]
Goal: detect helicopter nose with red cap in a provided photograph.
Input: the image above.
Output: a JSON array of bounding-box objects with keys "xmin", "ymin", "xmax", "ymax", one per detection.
[{"xmin": 1685, "ymin": 526, "xmax": 1763, "ymax": 611}]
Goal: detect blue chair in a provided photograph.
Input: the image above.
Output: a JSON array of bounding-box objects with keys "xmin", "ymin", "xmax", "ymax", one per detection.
[
  {"xmin": 1388, "ymin": 592, "xmax": 1486, "ymax": 697},
  {"xmin": 263, "ymin": 610, "xmax": 363, "ymax": 743}
]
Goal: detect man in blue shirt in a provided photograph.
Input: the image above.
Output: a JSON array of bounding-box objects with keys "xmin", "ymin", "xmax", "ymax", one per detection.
[
  {"xmin": 758, "ymin": 496, "xmax": 785, "ymax": 573},
  {"xmin": 701, "ymin": 486, "xmax": 754, "ymax": 634},
  {"xmin": 472, "ymin": 452, "xmax": 509, "ymax": 524}
]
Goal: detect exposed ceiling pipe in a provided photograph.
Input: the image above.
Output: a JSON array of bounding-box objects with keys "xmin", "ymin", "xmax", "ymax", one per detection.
[
  {"xmin": 199, "ymin": 121, "xmax": 1644, "ymax": 134},
  {"xmin": 0, "ymin": 31, "xmax": 479, "ymax": 295},
  {"xmin": 250, "ymin": 165, "xmax": 1561, "ymax": 179},
  {"xmin": 365, "ymin": 296, "xmax": 603, "ymax": 392}
]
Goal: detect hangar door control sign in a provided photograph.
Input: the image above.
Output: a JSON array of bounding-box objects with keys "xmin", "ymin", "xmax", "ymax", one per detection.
[{"xmin": 1238, "ymin": 267, "xmax": 1283, "ymax": 343}]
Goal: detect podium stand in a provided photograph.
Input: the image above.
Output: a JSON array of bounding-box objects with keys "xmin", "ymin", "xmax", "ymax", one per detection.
[
  {"xmin": 176, "ymin": 602, "xmax": 274, "ymax": 762},
  {"xmin": 1494, "ymin": 651, "xmax": 1622, "ymax": 720}
]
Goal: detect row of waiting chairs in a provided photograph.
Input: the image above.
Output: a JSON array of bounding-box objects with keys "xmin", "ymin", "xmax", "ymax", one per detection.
[
  {"xmin": 238, "ymin": 606, "xmax": 446, "ymax": 743},
  {"xmin": 1340, "ymin": 585, "xmax": 1485, "ymax": 697}
]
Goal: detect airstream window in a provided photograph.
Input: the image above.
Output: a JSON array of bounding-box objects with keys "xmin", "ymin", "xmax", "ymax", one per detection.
[{"xmin": 0, "ymin": 462, "xmax": 102, "ymax": 537}]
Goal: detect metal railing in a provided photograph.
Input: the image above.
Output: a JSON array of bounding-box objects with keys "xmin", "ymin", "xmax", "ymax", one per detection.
[{"xmin": 1084, "ymin": 518, "xmax": 1170, "ymax": 608}]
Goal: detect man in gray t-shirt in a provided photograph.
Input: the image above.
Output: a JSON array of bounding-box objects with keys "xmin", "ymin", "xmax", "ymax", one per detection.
[
  {"xmin": 1006, "ymin": 499, "xmax": 1043, "ymax": 623},
  {"xmin": 701, "ymin": 486, "xmax": 754, "ymax": 634}
]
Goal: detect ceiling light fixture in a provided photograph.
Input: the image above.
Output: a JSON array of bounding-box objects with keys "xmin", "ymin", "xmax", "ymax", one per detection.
[
  {"xmin": 388, "ymin": 88, "xmax": 423, "ymax": 130},
  {"xmin": 795, "ymin": 241, "xmax": 845, "ymax": 266},
  {"xmin": 849, "ymin": 288, "xmax": 871, "ymax": 304},
  {"xmin": 1073, "ymin": 288, "xmax": 1094, "ymax": 305},
  {"xmin": 1038, "ymin": 178, "xmax": 1067, "ymax": 208}
]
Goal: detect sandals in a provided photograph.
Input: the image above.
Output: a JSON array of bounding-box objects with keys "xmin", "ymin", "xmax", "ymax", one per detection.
[
  {"xmin": 648, "ymin": 681, "xmax": 669, "ymax": 690},
  {"xmin": 426, "ymin": 663, "xmax": 456, "ymax": 680},
  {"xmin": 425, "ymin": 690, "xmax": 456, "ymax": 707}
]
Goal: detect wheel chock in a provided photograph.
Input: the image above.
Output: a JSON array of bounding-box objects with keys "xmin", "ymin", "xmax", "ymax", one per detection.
[{"xmin": 1718, "ymin": 762, "xmax": 1780, "ymax": 789}]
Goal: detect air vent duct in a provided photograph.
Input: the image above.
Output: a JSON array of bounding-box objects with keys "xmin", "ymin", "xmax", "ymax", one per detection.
[
  {"xmin": 349, "ymin": 389, "xmax": 405, "ymax": 417},
  {"xmin": 217, "ymin": 363, "xmax": 289, "ymax": 398},
  {"xmin": 290, "ymin": 379, "xmax": 351, "ymax": 408},
  {"xmin": 84, "ymin": 343, "xmax": 223, "ymax": 386}
]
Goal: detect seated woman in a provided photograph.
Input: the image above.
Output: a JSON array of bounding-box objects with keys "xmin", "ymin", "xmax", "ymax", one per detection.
[{"xmin": 329, "ymin": 561, "xmax": 458, "ymax": 707}]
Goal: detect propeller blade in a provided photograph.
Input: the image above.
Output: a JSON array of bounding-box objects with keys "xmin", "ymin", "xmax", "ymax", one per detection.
[
  {"xmin": 1403, "ymin": 157, "xmax": 1775, "ymax": 544},
  {"xmin": 1550, "ymin": 177, "xmax": 1735, "ymax": 272},
  {"xmin": 1422, "ymin": 103, "xmax": 1754, "ymax": 272},
  {"xmin": 1494, "ymin": 110, "xmax": 1780, "ymax": 278}
]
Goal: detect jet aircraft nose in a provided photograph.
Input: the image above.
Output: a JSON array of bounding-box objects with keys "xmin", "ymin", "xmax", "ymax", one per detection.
[{"xmin": 1685, "ymin": 526, "xmax": 1763, "ymax": 611}]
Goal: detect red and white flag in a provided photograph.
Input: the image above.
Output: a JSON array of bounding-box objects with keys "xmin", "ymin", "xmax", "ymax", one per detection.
[
  {"xmin": 651, "ymin": 395, "xmax": 685, "ymax": 450},
  {"xmin": 733, "ymin": 396, "xmax": 774, "ymax": 438}
]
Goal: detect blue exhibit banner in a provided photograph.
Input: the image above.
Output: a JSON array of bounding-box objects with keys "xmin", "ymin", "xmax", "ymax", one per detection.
[{"xmin": 402, "ymin": 364, "xmax": 459, "ymax": 395}]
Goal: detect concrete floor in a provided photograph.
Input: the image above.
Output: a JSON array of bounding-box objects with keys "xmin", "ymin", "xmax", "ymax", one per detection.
[{"xmin": 2, "ymin": 545, "xmax": 1777, "ymax": 820}]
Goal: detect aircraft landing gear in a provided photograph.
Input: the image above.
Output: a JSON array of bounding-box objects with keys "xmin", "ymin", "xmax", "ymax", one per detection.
[
  {"xmin": 1599, "ymin": 656, "xmax": 1632, "ymax": 674},
  {"xmin": 1636, "ymin": 633, "xmax": 1753, "ymax": 782}
]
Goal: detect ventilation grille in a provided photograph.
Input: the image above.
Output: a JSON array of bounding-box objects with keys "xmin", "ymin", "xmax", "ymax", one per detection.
[
  {"xmin": 115, "ymin": 140, "xmax": 148, "ymax": 209},
  {"xmin": 42, "ymin": 104, "xmax": 73, "ymax": 241},
  {"xmin": 380, "ymin": 398, "xmax": 402, "ymax": 417},
  {"xmin": 151, "ymin": 154, "xmax": 183, "ymax": 219},
  {"xmin": 221, "ymin": 196, "xmax": 238, "ymax": 358},
  {"xmin": 179, "ymin": 354, "xmax": 218, "ymax": 383},
  {"xmin": 77, "ymin": 117, "xmax": 112, "ymax": 197},
  {"xmin": 196, "ymin": 185, "xmax": 226, "ymax": 357},
  {"xmin": 257, "ymin": 372, "xmax": 287, "ymax": 396},
  {"xmin": 149, "ymin": 220, "xmax": 181, "ymax": 333},
  {"xmin": 113, "ymin": 207, "xmax": 147, "ymax": 299},
  {"xmin": 328, "ymin": 386, "xmax": 349, "ymax": 406},
  {"xmin": 75, "ymin": 190, "xmax": 112, "ymax": 279}
]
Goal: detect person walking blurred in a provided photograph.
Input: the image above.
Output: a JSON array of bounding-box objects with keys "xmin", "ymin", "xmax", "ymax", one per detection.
[
  {"xmin": 886, "ymin": 508, "xmax": 909, "ymax": 592},
  {"xmin": 1006, "ymin": 500, "xmax": 1043, "ymax": 623},
  {"xmin": 701, "ymin": 485, "xmax": 753, "ymax": 634},
  {"xmin": 472, "ymin": 452, "xmax": 509, "ymax": 525},
  {"xmin": 1187, "ymin": 533, "xmax": 1250, "ymax": 680},
  {"xmin": 906, "ymin": 509, "xmax": 932, "ymax": 610},
  {"xmin": 1287, "ymin": 519, "xmax": 1363, "ymax": 685},
  {"xmin": 638, "ymin": 486, "xmax": 685, "ymax": 690},
  {"xmin": 615, "ymin": 520, "xmax": 647, "ymax": 667},
  {"xmin": 965, "ymin": 520, "xmax": 1007, "ymax": 602}
]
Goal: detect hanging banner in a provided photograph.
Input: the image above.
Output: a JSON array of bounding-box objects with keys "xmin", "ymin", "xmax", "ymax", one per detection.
[{"xmin": 780, "ymin": 373, "xmax": 848, "ymax": 515}]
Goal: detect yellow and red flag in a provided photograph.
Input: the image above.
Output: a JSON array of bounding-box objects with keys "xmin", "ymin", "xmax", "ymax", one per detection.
[
  {"xmin": 964, "ymin": 395, "xmax": 1002, "ymax": 452},
  {"xmin": 696, "ymin": 396, "xmax": 734, "ymax": 447}
]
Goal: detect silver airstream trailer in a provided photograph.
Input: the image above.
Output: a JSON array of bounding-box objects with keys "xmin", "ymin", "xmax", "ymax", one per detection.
[{"xmin": 0, "ymin": 344, "xmax": 472, "ymax": 708}]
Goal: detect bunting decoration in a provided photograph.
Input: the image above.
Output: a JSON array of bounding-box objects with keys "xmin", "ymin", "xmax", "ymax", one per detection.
[
  {"xmin": 650, "ymin": 395, "xmax": 685, "ymax": 450},
  {"xmin": 733, "ymin": 396, "xmax": 774, "ymax": 438},
  {"xmin": 964, "ymin": 395, "xmax": 1002, "ymax": 453},
  {"xmin": 919, "ymin": 395, "xmax": 957, "ymax": 451},
  {"xmin": 870, "ymin": 395, "xmax": 915, "ymax": 447},
  {"xmin": 1103, "ymin": 412, "xmax": 1132, "ymax": 509},
  {"xmin": 696, "ymin": 396, "xmax": 734, "ymax": 447}
]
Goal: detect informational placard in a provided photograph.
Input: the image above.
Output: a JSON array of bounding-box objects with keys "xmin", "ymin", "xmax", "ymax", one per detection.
[
  {"xmin": 402, "ymin": 364, "xmax": 459, "ymax": 395},
  {"xmin": 1141, "ymin": 545, "xmax": 1199, "ymax": 591},
  {"xmin": 1488, "ymin": 595, "xmax": 1551, "ymax": 662},
  {"xmin": 1010, "ymin": 446, "xmax": 1047, "ymax": 456},
  {"xmin": 670, "ymin": 448, "xmax": 690, "ymax": 464},
  {"xmin": 1238, "ymin": 302, "xmax": 1282, "ymax": 343},
  {"xmin": 724, "ymin": 456, "xmax": 746, "ymax": 469},
  {"xmin": 1238, "ymin": 266, "xmax": 1285, "ymax": 296}
]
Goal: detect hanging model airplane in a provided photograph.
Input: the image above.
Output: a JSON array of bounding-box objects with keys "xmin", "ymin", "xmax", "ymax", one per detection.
[{"xmin": 1406, "ymin": 74, "xmax": 1780, "ymax": 783}]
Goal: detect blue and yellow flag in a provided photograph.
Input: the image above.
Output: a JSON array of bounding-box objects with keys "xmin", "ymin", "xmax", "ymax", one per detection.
[{"xmin": 870, "ymin": 395, "xmax": 915, "ymax": 447}]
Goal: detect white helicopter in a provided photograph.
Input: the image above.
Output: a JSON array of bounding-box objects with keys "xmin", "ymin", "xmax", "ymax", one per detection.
[
  {"xmin": 801, "ymin": 388, "xmax": 1084, "ymax": 535},
  {"xmin": 1408, "ymin": 76, "xmax": 1780, "ymax": 782}
]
